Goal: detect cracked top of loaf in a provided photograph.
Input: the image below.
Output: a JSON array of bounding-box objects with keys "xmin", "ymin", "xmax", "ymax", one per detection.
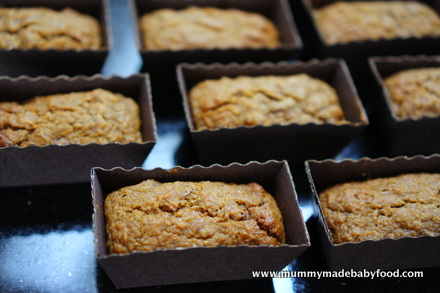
[
  {"xmin": 0, "ymin": 7, "xmax": 101, "ymax": 50},
  {"xmin": 0, "ymin": 88, "xmax": 142, "ymax": 147},
  {"xmin": 384, "ymin": 67, "xmax": 440, "ymax": 120},
  {"xmin": 312, "ymin": 1, "xmax": 440, "ymax": 45},
  {"xmin": 319, "ymin": 173, "xmax": 440, "ymax": 244},
  {"xmin": 139, "ymin": 6, "xmax": 280, "ymax": 51},
  {"xmin": 104, "ymin": 179, "xmax": 286, "ymax": 253},
  {"xmin": 189, "ymin": 74, "xmax": 347, "ymax": 130}
]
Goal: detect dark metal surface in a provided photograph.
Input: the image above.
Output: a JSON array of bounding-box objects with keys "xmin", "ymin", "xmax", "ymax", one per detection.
[{"xmin": 0, "ymin": 0, "xmax": 439, "ymax": 292}]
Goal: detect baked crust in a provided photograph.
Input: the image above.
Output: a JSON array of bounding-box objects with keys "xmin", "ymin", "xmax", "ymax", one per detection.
[
  {"xmin": 140, "ymin": 6, "xmax": 280, "ymax": 51},
  {"xmin": 189, "ymin": 74, "xmax": 347, "ymax": 130},
  {"xmin": 0, "ymin": 7, "xmax": 101, "ymax": 50},
  {"xmin": 313, "ymin": 1, "xmax": 440, "ymax": 45},
  {"xmin": 319, "ymin": 173, "xmax": 440, "ymax": 243},
  {"xmin": 384, "ymin": 67, "xmax": 440, "ymax": 120},
  {"xmin": 0, "ymin": 88, "xmax": 142, "ymax": 147},
  {"xmin": 105, "ymin": 179, "xmax": 286, "ymax": 253}
]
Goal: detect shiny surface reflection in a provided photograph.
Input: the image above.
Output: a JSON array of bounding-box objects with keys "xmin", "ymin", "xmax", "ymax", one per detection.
[
  {"xmin": 0, "ymin": 229, "xmax": 96, "ymax": 293},
  {"xmin": 1, "ymin": 0, "xmax": 439, "ymax": 292},
  {"xmin": 0, "ymin": 182, "xmax": 95, "ymax": 293}
]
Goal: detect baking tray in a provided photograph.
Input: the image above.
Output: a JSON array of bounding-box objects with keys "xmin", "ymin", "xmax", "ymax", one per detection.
[
  {"xmin": 0, "ymin": 74, "xmax": 157, "ymax": 187},
  {"xmin": 368, "ymin": 55, "xmax": 440, "ymax": 157},
  {"xmin": 177, "ymin": 59, "xmax": 368, "ymax": 165},
  {"xmin": 0, "ymin": 0, "xmax": 439, "ymax": 292},
  {"xmin": 93, "ymin": 161, "xmax": 310, "ymax": 288},
  {"xmin": 306, "ymin": 155, "xmax": 440, "ymax": 271},
  {"xmin": 0, "ymin": 0, "xmax": 111, "ymax": 77}
]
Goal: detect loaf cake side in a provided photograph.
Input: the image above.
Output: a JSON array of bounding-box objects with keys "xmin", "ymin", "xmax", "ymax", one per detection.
[
  {"xmin": 189, "ymin": 74, "xmax": 347, "ymax": 130},
  {"xmin": 384, "ymin": 67, "xmax": 440, "ymax": 120},
  {"xmin": 140, "ymin": 6, "xmax": 280, "ymax": 51},
  {"xmin": 319, "ymin": 173, "xmax": 440, "ymax": 244},
  {"xmin": 0, "ymin": 88, "xmax": 142, "ymax": 147},
  {"xmin": 312, "ymin": 1, "xmax": 440, "ymax": 45},
  {"xmin": 105, "ymin": 179, "xmax": 286, "ymax": 254},
  {"xmin": 0, "ymin": 7, "xmax": 101, "ymax": 50}
]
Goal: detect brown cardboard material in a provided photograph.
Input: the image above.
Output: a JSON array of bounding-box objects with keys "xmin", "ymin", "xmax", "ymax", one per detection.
[
  {"xmin": 177, "ymin": 59, "xmax": 369, "ymax": 165},
  {"xmin": 0, "ymin": 74, "xmax": 157, "ymax": 187},
  {"xmin": 301, "ymin": 0, "xmax": 440, "ymax": 59},
  {"xmin": 0, "ymin": 0, "xmax": 111, "ymax": 77},
  {"xmin": 130, "ymin": 0, "xmax": 302, "ymax": 117},
  {"xmin": 132, "ymin": 0, "xmax": 301, "ymax": 64},
  {"xmin": 306, "ymin": 155, "xmax": 440, "ymax": 270},
  {"xmin": 92, "ymin": 161, "xmax": 310, "ymax": 289},
  {"xmin": 369, "ymin": 55, "xmax": 440, "ymax": 156},
  {"xmin": 299, "ymin": 0, "xmax": 440, "ymax": 112}
]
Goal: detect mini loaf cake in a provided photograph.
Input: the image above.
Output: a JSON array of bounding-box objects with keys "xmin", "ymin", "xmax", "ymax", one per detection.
[
  {"xmin": 189, "ymin": 74, "xmax": 347, "ymax": 130},
  {"xmin": 312, "ymin": 1, "xmax": 440, "ymax": 45},
  {"xmin": 140, "ymin": 6, "xmax": 280, "ymax": 51},
  {"xmin": 319, "ymin": 173, "xmax": 440, "ymax": 244},
  {"xmin": 105, "ymin": 179, "xmax": 286, "ymax": 253},
  {"xmin": 383, "ymin": 67, "xmax": 440, "ymax": 120},
  {"xmin": 0, "ymin": 7, "xmax": 101, "ymax": 50},
  {"xmin": 0, "ymin": 88, "xmax": 142, "ymax": 147}
]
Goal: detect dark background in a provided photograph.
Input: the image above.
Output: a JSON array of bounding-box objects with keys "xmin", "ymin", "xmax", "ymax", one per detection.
[{"xmin": 1, "ymin": 0, "xmax": 439, "ymax": 292}]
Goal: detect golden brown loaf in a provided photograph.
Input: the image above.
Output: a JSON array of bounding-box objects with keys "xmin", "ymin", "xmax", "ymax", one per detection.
[
  {"xmin": 0, "ymin": 88, "xmax": 142, "ymax": 147},
  {"xmin": 105, "ymin": 179, "xmax": 286, "ymax": 253},
  {"xmin": 313, "ymin": 1, "xmax": 440, "ymax": 45},
  {"xmin": 140, "ymin": 6, "xmax": 280, "ymax": 51},
  {"xmin": 0, "ymin": 7, "xmax": 101, "ymax": 50},
  {"xmin": 384, "ymin": 67, "xmax": 440, "ymax": 120},
  {"xmin": 189, "ymin": 74, "xmax": 347, "ymax": 130},
  {"xmin": 319, "ymin": 173, "xmax": 440, "ymax": 244}
]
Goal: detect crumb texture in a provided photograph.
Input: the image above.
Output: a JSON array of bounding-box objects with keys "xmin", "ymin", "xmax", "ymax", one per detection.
[
  {"xmin": 0, "ymin": 88, "xmax": 142, "ymax": 147},
  {"xmin": 0, "ymin": 7, "xmax": 101, "ymax": 50},
  {"xmin": 189, "ymin": 74, "xmax": 347, "ymax": 130},
  {"xmin": 319, "ymin": 173, "xmax": 440, "ymax": 244},
  {"xmin": 384, "ymin": 67, "xmax": 440, "ymax": 120},
  {"xmin": 313, "ymin": 1, "xmax": 440, "ymax": 45},
  {"xmin": 140, "ymin": 6, "xmax": 280, "ymax": 51},
  {"xmin": 105, "ymin": 180, "xmax": 286, "ymax": 253}
]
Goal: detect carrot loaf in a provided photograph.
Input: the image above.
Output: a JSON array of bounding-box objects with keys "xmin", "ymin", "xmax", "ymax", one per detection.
[
  {"xmin": 0, "ymin": 88, "xmax": 142, "ymax": 147},
  {"xmin": 319, "ymin": 173, "xmax": 440, "ymax": 244},
  {"xmin": 140, "ymin": 6, "xmax": 280, "ymax": 51},
  {"xmin": 383, "ymin": 67, "xmax": 440, "ymax": 120},
  {"xmin": 312, "ymin": 1, "xmax": 440, "ymax": 45},
  {"xmin": 0, "ymin": 7, "xmax": 101, "ymax": 50},
  {"xmin": 189, "ymin": 74, "xmax": 347, "ymax": 130},
  {"xmin": 105, "ymin": 179, "xmax": 286, "ymax": 253}
]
